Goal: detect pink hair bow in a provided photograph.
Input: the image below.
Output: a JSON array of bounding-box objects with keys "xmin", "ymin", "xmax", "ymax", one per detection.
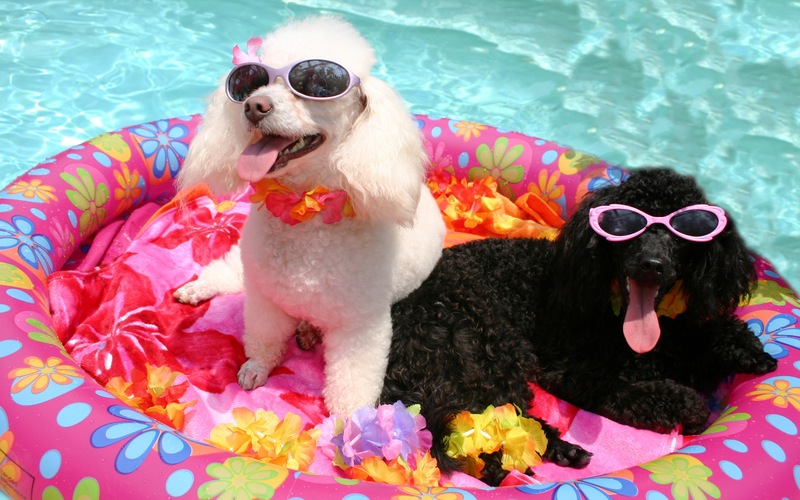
[{"xmin": 232, "ymin": 36, "xmax": 263, "ymax": 65}]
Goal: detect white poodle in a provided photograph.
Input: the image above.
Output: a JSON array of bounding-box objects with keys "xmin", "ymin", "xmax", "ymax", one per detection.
[{"xmin": 173, "ymin": 16, "xmax": 445, "ymax": 416}]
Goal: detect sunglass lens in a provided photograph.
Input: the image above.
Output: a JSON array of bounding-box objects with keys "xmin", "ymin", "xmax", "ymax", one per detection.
[
  {"xmin": 289, "ymin": 60, "xmax": 350, "ymax": 98},
  {"xmin": 598, "ymin": 209, "xmax": 647, "ymax": 237},
  {"xmin": 228, "ymin": 65, "xmax": 270, "ymax": 102},
  {"xmin": 671, "ymin": 210, "xmax": 719, "ymax": 237}
]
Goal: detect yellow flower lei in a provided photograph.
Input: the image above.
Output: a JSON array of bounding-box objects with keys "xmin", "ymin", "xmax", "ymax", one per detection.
[
  {"xmin": 445, "ymin": 403, "xmax": 548, "ymax": 477},
  {"xmin": 207, "ymin": 408, "xmax": 320, "ymax": 471}
]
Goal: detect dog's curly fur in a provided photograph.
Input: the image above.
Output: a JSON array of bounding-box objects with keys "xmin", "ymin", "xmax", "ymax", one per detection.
[
  {"xmin": 174, "ymin": 16, "xmax": 445, "ymax": 416},
  {"xmin": 381, "ymin": 167, "xmax": 777, "ymax": 485}
]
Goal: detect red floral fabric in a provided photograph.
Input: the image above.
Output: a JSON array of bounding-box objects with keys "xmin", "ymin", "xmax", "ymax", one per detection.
[{"xmin": 48, "ymin": 189, "xmax": 330, "ymax": 444}]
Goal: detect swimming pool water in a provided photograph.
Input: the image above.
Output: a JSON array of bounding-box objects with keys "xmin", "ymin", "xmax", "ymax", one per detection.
[{"xmin": 1, "ymin": 0, "xmax": 798, "ymax": 288}]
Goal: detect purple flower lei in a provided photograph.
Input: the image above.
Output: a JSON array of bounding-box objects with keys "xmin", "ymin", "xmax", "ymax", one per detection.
[{"xmin": 322, "ymin": 401, "xmax": 432, "ymax": 467}]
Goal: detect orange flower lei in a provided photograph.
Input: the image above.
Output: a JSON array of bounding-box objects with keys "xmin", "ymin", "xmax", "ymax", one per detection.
[
  {"xmin": 104, "ymin": 364, "xmax": 196, "ymax": 431},
  {"xmin": 427, "ymin": 168, "xmax": 563, "ymax": 241}
]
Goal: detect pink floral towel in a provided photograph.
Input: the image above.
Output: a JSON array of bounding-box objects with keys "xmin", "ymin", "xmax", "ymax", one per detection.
[{"xmin": 48, "ymin": 186, "xmax": 683, "ymax": 486}]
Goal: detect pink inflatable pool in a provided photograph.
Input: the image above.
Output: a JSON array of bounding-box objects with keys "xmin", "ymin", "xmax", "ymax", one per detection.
[{"xmin": 1, "ymin": 115, "xmax": 798, "ymax": 499}]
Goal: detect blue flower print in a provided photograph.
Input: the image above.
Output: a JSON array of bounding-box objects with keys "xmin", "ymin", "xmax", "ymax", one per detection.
[
  {"xmin": 129, "ymin": 120, "xmax": 189, "ymax": 180},
  {"xmin": 587, "ymin": 166, "xmax": 630, "ymax": 193},
  {"xmin": 518, "ymin": 474, "xmax": 639, "ymax": 499},
  {"xmin": 91, "ymin": 405, "xmax": 193, "ymax": 474},
  {"xmin": 748, "ymin": 312, "xmax": 800, "ymax": 359},
  {"xmin": 0, "ymin": 215, "xmax": 54, "ymax": 274}
]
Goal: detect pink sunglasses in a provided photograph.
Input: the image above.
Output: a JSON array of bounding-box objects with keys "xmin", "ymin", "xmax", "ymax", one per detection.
[
  {"xmin": 589, "ymin": 204, "xmax": 728, "ymax": 242},
  {"xmin": 226, "ymin": 59, "xmax": 361, "ymax": 102}
]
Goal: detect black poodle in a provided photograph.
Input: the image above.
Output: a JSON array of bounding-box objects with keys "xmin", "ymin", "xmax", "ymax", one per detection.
[{"xmin": 380, "ymin": 167, "xmax": 778, "ymax": 485}]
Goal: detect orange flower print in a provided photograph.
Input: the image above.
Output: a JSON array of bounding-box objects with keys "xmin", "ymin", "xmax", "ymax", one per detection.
[
  {"xmin": 746, "ymin": 379, "xmax": 800, "ymax": 411},
  {"xmin": 9, "ymin": 356, "xmax": 83, "ymax": 395},
  {"xmin": 528, "ymin": 169, "xmax": 565, "ymax": 214},
  {"xmin": 113, "ymin": 163, "xmax": 143, "ymax": 215},
  {"xmin": 1, "ymin": 429, "xmax": 21, "ymax": 484},
  {"xmin": 4, "ymin": 179, "xmax": 58, "ymax": 203},
  {"xmin": 452, "ymin": 121, "xmax": 487, "ymax": 142},
  {"xmin": 393, "ymin": 486, "xmax": 472, "ymax": 500}
]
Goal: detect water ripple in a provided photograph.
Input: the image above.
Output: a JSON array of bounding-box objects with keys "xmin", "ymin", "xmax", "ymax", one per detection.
[{"xmin": 1, "ymin": 0, "xmax": 798, "ymax": 287}]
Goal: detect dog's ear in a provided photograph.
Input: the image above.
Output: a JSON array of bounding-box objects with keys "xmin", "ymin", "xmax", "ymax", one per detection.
[
  {"xmin": 331, "ymin": 77, "xmax": 427, "ymax": 226},
  {"xmin": 683, "ymin": 217, "xmax": 755, "ymax": 317},
  {"xmin": 551, "ymin": 195, "xmax": 615, "ymax": 316},
  {"xmin": 177, "ymin": 88, "xmax": 249, "ymax": 195}
]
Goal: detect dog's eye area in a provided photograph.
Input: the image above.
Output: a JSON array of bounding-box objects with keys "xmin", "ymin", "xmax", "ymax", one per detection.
[
  {"xmin": 225, "ymin": 60, "xmax": 358, "ymax": 102},
  {"xmin": 670, "ymin": 210, "xmax": 720, "ymax": 237},
  {"xmin": 288, "ymin": 60, "xmax": 351, "ymax": 98},
  {"xmin": 228, "ymin": 65, "xmax": 270, "ymax": 102},
  {"xmin": 597, "ymin": 209, "xmax": 647, "ymax": 236}
]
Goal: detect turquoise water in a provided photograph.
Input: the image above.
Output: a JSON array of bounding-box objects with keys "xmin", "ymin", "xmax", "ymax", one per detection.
[{"xmin": 1, "ymin": 0, "xmax": 798, "ymax": 288}]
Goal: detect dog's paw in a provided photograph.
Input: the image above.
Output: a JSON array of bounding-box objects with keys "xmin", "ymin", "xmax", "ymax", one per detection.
[
  {"xmin": 678, "ymin": 400, "xmax": 714, "ymax": 435},
  {"xmin": 608, "ymin": 381, "xmax": 711, "ymax": 435},
  {"xmin": 295, "ymin": 321, "xmax": 322, "ymax": 351},
  {"xmin": 543, "ymin": 439, "xmax": 592, "ymax": 469},
  {"xmin": 668, "ymin": 396, "xmax": 711, "ymax": 435},
  {"xmin": 237, "ymin": 359, "xmax": 269, "ymax": 390},
  {"xmin": 737, "ymin": 348, "xmax": 778, "ymax": 375},
  {"xmin": 173, "ymin": 280, "xmax": 218, "ymax": 305},
  {"xmin": 477, "ymin": 451, "xmax": 512, "ymax": 486}
]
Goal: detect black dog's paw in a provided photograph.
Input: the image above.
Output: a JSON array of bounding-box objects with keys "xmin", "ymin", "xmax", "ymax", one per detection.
[
  {"xmin": 719, "ymin": 320, "xmax": 779, "ymax": 375},
  {"xmin": 543, "ymin": 438, "xmax": 592, "ymax": 469},
  {"xmin": 478, "ymin": 452, "xmax": 511, "ymax": 486},
  {"xmin": 609, "ymin": 381, "xmax": 710, "ymax": 435},
  {"xmin": 680, "ymin": 403, "xmax": 713, "ymax": 435},
  {"xmin": 736, "ymin": 348, "xmax": 778, "ymax": 375},
  {"xmin": 663, "ymin": 386, "xmax": 711, "ymax": 435},
  {"xmin": 479, "ymin": 439, "xmax": 591, "ymax": 485}
]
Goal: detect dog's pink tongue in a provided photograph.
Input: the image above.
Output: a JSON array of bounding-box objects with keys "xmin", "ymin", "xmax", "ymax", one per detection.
[
  {"xmin": 623, "ymin": 280, "xmax": 661, "ymax": 354},
  {"xmin": 237, "ymin": 136, "xmax": 295, "ymax": 182}
]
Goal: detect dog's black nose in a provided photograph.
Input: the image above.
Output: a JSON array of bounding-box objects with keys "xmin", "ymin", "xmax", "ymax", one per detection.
[
  {"xmin": 244, "ymin": 96, "xmax": 272, "ymax": 124},
  {"xmin": 639, "ymin": 258, "xmax": 665, "ymax": 277}
]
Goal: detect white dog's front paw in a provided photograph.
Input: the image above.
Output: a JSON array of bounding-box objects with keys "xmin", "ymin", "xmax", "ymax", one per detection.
[
  {"xmin": 173, "ymin": 280, "xmax": 219, "ymax": 305},
  {"xmin": 238, "ymin": 359, "xmax": 269, "ymax": 390}
]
